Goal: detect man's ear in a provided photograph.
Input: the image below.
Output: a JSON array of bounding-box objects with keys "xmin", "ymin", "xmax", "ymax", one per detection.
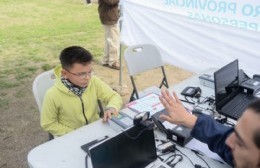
[{"xmin": 61, "ymin": 69, "xmax": 67, "ymax": 79}]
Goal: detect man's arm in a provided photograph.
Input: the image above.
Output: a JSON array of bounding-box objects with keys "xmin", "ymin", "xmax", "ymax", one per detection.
[
  {"xmin": 41, "ymin": 91, "xmax": 74, "ymax": 137},
  {"xmin": 191, "ymin": 114, "xmax": 234, "ymax": 166}
]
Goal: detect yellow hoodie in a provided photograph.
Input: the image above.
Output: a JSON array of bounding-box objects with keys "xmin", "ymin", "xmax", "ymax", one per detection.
[{"xmin": 41, "ymin": 65, "xmax": 122, "ymax": 136}]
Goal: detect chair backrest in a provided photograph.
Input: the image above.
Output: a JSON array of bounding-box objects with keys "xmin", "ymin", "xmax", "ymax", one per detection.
[
  {"xmin": 32, "ymin": 69, "xmax": 56, "ymax": 112},
  {"xmin": 124, "ymin": 44, "xmax": 168, "ymax": 101},
  {"xmin": 124, "ymin": 44, "xmax": 164, "ymax": 76}
]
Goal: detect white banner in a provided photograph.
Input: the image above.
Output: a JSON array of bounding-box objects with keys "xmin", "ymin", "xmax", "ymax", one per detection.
[{"xmin": 121, "ymin": 0, "xmax": 260, "ymax": 76}]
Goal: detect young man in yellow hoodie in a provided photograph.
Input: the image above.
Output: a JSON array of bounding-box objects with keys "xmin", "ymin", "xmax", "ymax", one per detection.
[{"xmin": 41, "ymin": 46, "xmax": 122, "ymax": 137}]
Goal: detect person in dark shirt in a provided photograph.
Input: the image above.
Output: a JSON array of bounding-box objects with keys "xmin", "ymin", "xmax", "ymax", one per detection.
[{"xmin": 159, "ymin": 89, "xmax": 260, "ymax": 168}]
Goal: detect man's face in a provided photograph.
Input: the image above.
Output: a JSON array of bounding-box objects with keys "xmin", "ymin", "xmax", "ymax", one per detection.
[
  {"xmin": 225, "ymin": 110, "xmax": 260, "ymax": 168},
  {"xmin": 62, "ymin": 63, "xmax": 93, "ymax": 88}
]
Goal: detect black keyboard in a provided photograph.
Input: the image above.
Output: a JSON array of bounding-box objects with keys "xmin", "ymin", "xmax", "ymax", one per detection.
[{"xmin": 222, "ymin": 94, "xmax": 256, "ymax": 120}]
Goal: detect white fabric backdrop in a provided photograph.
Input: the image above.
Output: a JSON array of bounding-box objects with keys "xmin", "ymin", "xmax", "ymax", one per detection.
[{"xmin": 120, "ymin": 0, "xmax": 260, "ymax": 76}]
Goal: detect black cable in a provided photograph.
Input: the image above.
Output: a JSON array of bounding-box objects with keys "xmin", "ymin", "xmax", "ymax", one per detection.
[
  {"xmin": 166, "ymin": 155, "xmax": 176, "ymax": 165},
  {"xmin": 175, "ymin": 147, "xmax": 195, "ymax": 167},
  {"xmin": 185, "ymin": 96, "xmax": 197, "ymax": 103},
  {"xmin": 199, "ymin": 96, "xmax": 209, "ymax": 104},
  {"xmin": 194, "ymin": 97, "xmax": 211, "ymax": 106},
  {"xmin": 193, "ymin": 104, "xmax": 216, "ymax": 117},
  {"xmin": 188, "ymin": 96, "xmax": 197, "ymax": 103},
  {"xmin": 167, "ymin": 154, "xmax": 183, "ymax": 164},
  {"xmin": 155, "ymin": 139, "xmax": 172, "ymax": 156},
  {"xmin": 191, "ymin": 149, "xmax": 211, "ymax": 168},
  {"xmin": 192, "ymin": 96, "xmax": 215, "ymax": 108},
  {"xmin": 180, "ymin": 99, "xmax": 195, "ymax": 105},
  {"xmin": 157, "ymin": 151, "xmax": 171, "ymax": 157},
  {"xmin": 155, "ymin": 138, "xmax": 168, "ymax": 144},
  {"xmin": 193, "ymin": 97, "xmax": 200, "ymax": 103},
  {"xmin": 170, "ymin": 155, "xmax": 183, "ymax": 168},
  {"xmin": 158, "ymin": 156, "xmax": 164, "ymax": 162},
  {"xmin": 199, "ymin": 95, "xmax": 206, "ymax": 99},
  {"xmin": 164, "ymin": 154, "xmax": 176, "ymax": 163},
  {"xmin": 195, "ymin": 153, "xmax": 211, "ymax": 168},
  {"xmin": 207, "ymin": 96, "xmax": 215, "ymax": 104},
  {"xmin": 160, "ymin": 139, "xmax": 169, "ymax": 144},
  {"xmin": 191, "ymin": 94, "xmax": 210, "ymax": 104},
  {"xmin": 206, "ymin": 107, "xmax": 216, "ymax": 114},
  {"xmin": 123, "ymin": 127, "xmax": 148, "ymax": 140}
]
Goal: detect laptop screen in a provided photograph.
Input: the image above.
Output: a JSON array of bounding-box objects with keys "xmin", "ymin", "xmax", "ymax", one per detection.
[
  {"xmin": 214, "ymin": 59, "xmax": 240, "ymax": 111},
  {"xmin": 89, "ymin": 125, "xmax": 157, "ymax": 168}
]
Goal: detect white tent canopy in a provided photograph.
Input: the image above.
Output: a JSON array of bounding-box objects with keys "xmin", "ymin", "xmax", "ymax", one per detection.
[{"xmin": 120, "ymin": 0, "xmax": 260, "ymax": 76}]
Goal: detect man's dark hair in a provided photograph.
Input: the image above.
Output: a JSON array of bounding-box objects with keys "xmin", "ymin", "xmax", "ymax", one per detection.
[
  {"xmin": 59, "ymin": 46, "xmax": 93, "ymax": 69},
  {"xmin": 246, "ymin": 99, "xmax": 260, "ymax": 149}
]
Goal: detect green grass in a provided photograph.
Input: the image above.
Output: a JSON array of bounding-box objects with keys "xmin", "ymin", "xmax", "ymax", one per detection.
[
  {"xmin": 0, "ymin": 0, "xmax": 103, "ymax": 69},
  {"xmin": 0, "ymin": 98, "xmax": 9, "ymax": 108},
  {"xmin": 0, "ymin": 0, "xmax": 104, "ymax": 108}
]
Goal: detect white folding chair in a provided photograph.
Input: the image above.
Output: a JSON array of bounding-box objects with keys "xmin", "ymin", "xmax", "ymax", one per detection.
[
  {"xmin": 32, "ymin": 69, "xmax": 56, "ymax": 140},
  {"xmin": 124, "ymin": 44, "xmax": 169, "ymax": 101},
  {"xmin": 33, "ymin": 69, "xmax": 56, "ymax": 112}
]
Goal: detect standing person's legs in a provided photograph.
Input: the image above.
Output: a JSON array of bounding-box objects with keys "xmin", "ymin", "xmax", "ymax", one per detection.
[
  {"xmin": 102, "ymin": 24, "xmax": 120, "ymax": 69},
  {"xmin": 101, "ymin": 24, "xmax": 110, "ymax": 66}
]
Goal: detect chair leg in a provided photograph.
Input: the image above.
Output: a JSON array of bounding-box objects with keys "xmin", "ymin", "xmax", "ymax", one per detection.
[
  {"xmin": 159, "ymin": 78, "xmax": 169, "ymax": 88},
  {"xmin": 130, "ymin": 76, "xmax": 139, "ymax": 101},
  {"xmin": 160, "ymin": 67, "xmax": 169, "ymax": 88},
  {"xmin": 129, "ymin": 90, "xmax": 136, "ymax": 102}
]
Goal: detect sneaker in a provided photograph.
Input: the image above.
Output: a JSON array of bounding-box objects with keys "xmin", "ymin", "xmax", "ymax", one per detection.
[{"xmin": 109, "ymin": 62, "xmax": 120, "ymax": 70}]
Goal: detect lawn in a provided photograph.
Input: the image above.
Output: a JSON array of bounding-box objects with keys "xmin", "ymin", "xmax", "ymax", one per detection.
[{"xmin": 0, "ymin": 0, "xmax": 103, "ymax": 110}]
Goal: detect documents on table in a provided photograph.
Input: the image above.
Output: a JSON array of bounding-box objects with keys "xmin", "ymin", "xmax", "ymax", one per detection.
[{"xmin": 126, "ymin": 93, "xmax": 165, "ymax": 116}]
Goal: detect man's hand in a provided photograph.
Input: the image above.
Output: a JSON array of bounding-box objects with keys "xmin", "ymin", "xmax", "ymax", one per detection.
[
  {"xmin": 159, "ymin": 89, "xmax": 197, "ymax": 129},
  {"xmin": 103, "ymin": 107, "xmax": 118, "ymax": 122}
]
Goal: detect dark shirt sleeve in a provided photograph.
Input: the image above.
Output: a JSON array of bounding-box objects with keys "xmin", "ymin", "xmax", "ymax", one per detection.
[{"xmin": 191, "ymin": 114, "xmax": 234, "ymax": 166}]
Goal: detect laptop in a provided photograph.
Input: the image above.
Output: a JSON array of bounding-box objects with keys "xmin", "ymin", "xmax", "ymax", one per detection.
[
  {"xmin": 214, "ymin": 59, "xmax": 257, "ymax": 120},
  {"xmin": 88, "ymin": 125, "xmax": 158, "ymax": 168}
]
